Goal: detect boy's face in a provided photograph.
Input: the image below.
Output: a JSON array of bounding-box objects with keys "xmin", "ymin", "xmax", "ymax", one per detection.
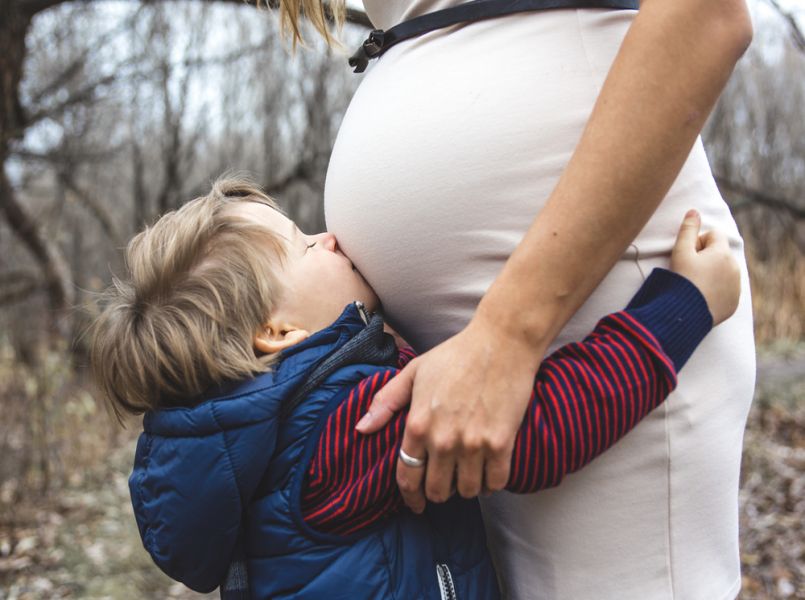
[{"xmin": 231, "ymin": 202, "xmax": 380, "ymax": 335}]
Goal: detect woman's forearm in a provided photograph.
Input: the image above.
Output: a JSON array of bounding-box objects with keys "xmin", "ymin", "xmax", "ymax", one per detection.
[{"xmin": 477, "ymin": 0, "xmax": 752, "ymax": 350}]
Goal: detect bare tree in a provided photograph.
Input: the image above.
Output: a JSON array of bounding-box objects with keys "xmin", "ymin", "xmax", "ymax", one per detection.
[
  {"xmin": 0, "ymin": 0, "xmax": 369, "ymax": 499},
  {"xmin": 0, "ymin": 0, "xmax": 368, "ymax": 342},
  {"xmin": 704, "ymin": 6, "xmax": 805, "ymax": 244}
]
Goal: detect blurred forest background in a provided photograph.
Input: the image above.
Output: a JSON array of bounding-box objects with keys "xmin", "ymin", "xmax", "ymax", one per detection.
[{"xmin": 0, "ymin": 0, "xmax": 803, "ymax": 598}]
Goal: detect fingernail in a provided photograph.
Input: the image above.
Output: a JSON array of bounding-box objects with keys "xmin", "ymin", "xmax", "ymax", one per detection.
[
  {"xmin": 356, "ymin": 410, "xmax": 373, "ymax": 431},
  {"xmin": 685, "ymin": 209, "xmax": 699, "ymax": 220}
]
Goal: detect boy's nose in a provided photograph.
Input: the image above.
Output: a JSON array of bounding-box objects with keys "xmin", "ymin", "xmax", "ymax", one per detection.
[{"xmin": 312, "ymin": 232, "xmax": 338, "ymax": 252}]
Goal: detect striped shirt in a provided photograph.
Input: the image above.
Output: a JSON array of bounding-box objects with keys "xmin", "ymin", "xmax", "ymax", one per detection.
[{"xmin": 301, "ymin": 269, "xmax": 712, "ymax": 535}]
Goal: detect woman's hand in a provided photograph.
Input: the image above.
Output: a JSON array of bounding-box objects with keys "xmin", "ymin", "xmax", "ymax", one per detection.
[{"xmin": 356, "ymin": 318, "xmax": 543, "ymax": 512}]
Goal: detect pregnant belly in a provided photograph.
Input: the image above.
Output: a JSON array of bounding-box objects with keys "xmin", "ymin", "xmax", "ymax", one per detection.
[
  {"xmin": 326, "ymin": 11, "xmax": 756, "ymax": 599},
  {"xmin": 324, "ymin": 8, "xmax": 737, "ymax": 351}
]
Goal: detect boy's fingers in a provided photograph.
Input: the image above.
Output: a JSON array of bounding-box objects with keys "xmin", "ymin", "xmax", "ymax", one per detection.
[
  {"xmin": 356, "ymin": 363, "xmax": 416, "ymax": 434},
  {"xmin": 673, "ymin": 209, "xmax": 701, "ymax": 255},
  {"xmin": 699, "ymin": 229, "xmax": 728, "ymax": 251}
]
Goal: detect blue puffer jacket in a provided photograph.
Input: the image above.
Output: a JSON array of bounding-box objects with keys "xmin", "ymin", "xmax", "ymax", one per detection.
[{"xmin": 130, "ymin": 303, "xmax": 501, "ymax": 599}]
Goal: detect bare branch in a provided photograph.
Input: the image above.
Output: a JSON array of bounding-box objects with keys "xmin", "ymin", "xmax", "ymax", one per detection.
[
  {"xmin": 0, "ymin": 270, "xmax": 41, "ymax": 306},
  {"xmin": 265, "ymin": 160, "xmax": 309, "ymax": 195},
  {"xmin": 0, "ymin": 170, "xmax": 73, "ymax": 318},
  {"xmin": 20, "ymin": 0, "xmax": 372, "ymax": 28},
  {"xmin": 0, "ymin": 280, "xmax": 41, "ymax": 306},
  {"xmin": 12, "ymin": 145, "xmax": 126, "ymax": 165},
  {"xmin": 715, "ymin": 175, "xmax": 805, "ymax": 220},
  {"xmin": 24, "ymin": 39, "xmax": 277, "ymax": 133},
  {"xmin": 60, "ymin": 174, "xmax": 122, "ymax": 244},
  {"xmin": 18, "ymin": 0, "xmax": 62, "ymax": 16},
  {"xmin": 766, "ymin": 0, "xmax": 805, "ymax": 53},
  {"xmin": 0, "ymin": 269, "xmax": 38, "ymax": 287},
  {"xmin": 181, "ymin": 41, "xmax": 274, "ymax": 69},
  {"xmin": 28, "ymin": 7, "xmax": 147, "ymax": 104},
  {"xmin": 342, "ymin": 5, "xmax": 372, "ymax": 28},
  {"xmin": 26, "ymin": 69, "xmax": 128, "ymax": 126}
]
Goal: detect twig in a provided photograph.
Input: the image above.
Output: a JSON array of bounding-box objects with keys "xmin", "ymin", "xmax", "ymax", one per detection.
[
  {"xmin": 714, "ymin": 175, "xmax": 805, "ymax": 220},
  {"xmin": 20, "ymin": 0, "xmax": 372, "ymax": 28},
  {"xmin": 765, "ymin": 0, "xmax": 805, "ymax": 54},
  {"xmin": 0, "ymin": 271, "xmax": 41, "ymax": 305}
]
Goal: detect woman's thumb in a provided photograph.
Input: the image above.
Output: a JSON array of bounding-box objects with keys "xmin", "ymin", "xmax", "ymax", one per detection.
[{"xmin": 355, "ymin": 363, "xmax": 416, "ymax": 434}]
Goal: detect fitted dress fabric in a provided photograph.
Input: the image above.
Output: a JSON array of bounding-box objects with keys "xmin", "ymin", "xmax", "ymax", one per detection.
[{"xmin": 324, "ymin": 3, "xmax": 756, "ymax": 599}]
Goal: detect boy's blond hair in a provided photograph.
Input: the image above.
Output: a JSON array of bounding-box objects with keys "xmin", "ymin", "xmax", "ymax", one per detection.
[{"xmin": 90, "ymin": 176, "xmax": 287, "ymax": 420}]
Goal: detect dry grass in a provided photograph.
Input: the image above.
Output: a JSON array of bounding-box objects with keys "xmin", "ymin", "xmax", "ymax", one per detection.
[
  {"xmin": 739, "ymin": 364, "xmax": 805, "ymax": 599},
  {"xmin": 744, "ymin": 232, "xmax": 804, "ymax": 344},
  {"xmin": 0, "ymin": 346, "xmax": 123, "ymax": 503},
  {"xmin": 734, "ymin": 203, "xmax": 804, "ymax": 345}
]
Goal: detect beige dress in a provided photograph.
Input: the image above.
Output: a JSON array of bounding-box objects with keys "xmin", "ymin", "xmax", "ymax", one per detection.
[{"xmin": 324, "ymin": 3, "xmax": 756, "ymax": 598}]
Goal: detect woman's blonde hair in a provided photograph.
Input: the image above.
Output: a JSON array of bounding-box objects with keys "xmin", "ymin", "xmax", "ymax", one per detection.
[
  {"xmin": 271, "ymin": 0, "xmax": 345, "ymax": 47},
  {"xmin": 90, "ymin": 176, "xmax": 287, "ymax": 421}
]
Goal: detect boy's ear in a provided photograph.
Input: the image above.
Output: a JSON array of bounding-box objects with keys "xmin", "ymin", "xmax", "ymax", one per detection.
[{"xmin": 254, "ymin": 320, "xmax": 310, "ymax": 355}]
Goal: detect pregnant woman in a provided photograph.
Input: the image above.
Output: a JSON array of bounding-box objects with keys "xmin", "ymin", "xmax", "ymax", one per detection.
[{"xmin": 287, "ymin": 1, "xmax": 755, "ymax": 598}]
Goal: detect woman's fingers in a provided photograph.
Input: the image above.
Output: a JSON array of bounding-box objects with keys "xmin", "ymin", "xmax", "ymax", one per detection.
[
  {"xmin": 397, "ymin": 415, "xmax": 428, "ymax": 513},
  {"xmin": 356, "ymin": 362, "xmax": 417, "ymax": 434},
  {"xmin": 425, "ymin": 446, "xmax": 458, "ymax": 504},
  {"xmin": 391, "ymin": 319, "xmax": 541, "ymax": 509},
  {"xmin": 483, "ymin": 442, "xmax": 514, "ymax": 493},
  {"xmin": 456, "ymin": 448, "xmax": 484, "ymax": 498},
  {"xmin": 397, "ymin": 459, "xmax": 427, "ymax": 513}
]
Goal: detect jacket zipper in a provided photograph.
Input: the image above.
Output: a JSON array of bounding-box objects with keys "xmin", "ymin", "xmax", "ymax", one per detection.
[
  {"xmin": 355, "ymin": 301, "xmax": 370, "ymax": 325},
  {"xmin": 436, "ymin": 563, "xmax": 457, "ymax": 600}
]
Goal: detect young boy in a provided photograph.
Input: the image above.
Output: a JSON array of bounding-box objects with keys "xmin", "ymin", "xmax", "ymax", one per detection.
[{"xmin": 91, "ymin": 176, "xmax": 739, "ymax": 599}]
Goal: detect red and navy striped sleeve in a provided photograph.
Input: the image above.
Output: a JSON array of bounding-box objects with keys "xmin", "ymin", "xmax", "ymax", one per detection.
[
  {"xmin": 397, "ymin": 345, "xmax": 417, "ymax": 369},
  {"xmin": 301, "ymin": 370, "xmax": 403, "ymax": 536},
  {"xmin": 301, "ymin": 268, "xmax": 713, "ymax": 534}
]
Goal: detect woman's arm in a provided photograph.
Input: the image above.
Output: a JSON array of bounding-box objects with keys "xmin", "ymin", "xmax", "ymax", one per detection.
[
  {"xmin": 304, "ymin": 261, "xmax": 723, "ymax": 533},
  {"xmin": 356, "ymin": 0, "xmax": 753, "ymax": 512}
]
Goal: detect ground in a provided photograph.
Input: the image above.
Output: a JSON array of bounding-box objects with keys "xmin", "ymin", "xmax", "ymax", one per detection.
[{"xmin": 0, "ymin": 345, "xmax": 803, "ymax": 599}]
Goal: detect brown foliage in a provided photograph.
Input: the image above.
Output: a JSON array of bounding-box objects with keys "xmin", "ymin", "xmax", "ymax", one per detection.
[
  {"xmin": 744, "ymin": 230, "xmax": 804, "ymax": 344},
  {"xmin": 739, "ymin": 368, "xmax": 805, "ymax": 599}
]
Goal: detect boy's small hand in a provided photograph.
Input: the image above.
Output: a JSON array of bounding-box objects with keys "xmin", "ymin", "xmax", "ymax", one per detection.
[{"xmin": 670, "ymin": 209, "xmax": 740, "ymax": 326}]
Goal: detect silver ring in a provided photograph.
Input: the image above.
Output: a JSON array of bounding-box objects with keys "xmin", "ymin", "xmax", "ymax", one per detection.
[{"xmin": 399, "ymin": 447, "xmax": 427, "ymax": 468}]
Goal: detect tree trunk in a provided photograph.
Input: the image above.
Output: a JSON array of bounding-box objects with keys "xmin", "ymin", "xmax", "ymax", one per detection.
[
  {"xmin": 0, "ymin": 2, "xmax": 73, "ymax": 336},
  {"xmin": 0, "ymin": 0, "xmax": 29, "ymax": 150}
]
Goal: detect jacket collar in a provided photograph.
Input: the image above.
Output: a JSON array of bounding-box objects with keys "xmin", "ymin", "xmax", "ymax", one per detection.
[{"xmin": 281, "ymin": 302, "xmax": 398, "ymax": 418}]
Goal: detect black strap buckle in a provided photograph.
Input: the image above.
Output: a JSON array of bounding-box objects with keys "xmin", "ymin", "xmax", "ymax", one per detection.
[
  {"xmin": 347, "ymin": 0, "xmax": 639, "ymax": 74},
  {"xmin": 348, "ymin": 29, "xmax": 386, "ymax": 73}
]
